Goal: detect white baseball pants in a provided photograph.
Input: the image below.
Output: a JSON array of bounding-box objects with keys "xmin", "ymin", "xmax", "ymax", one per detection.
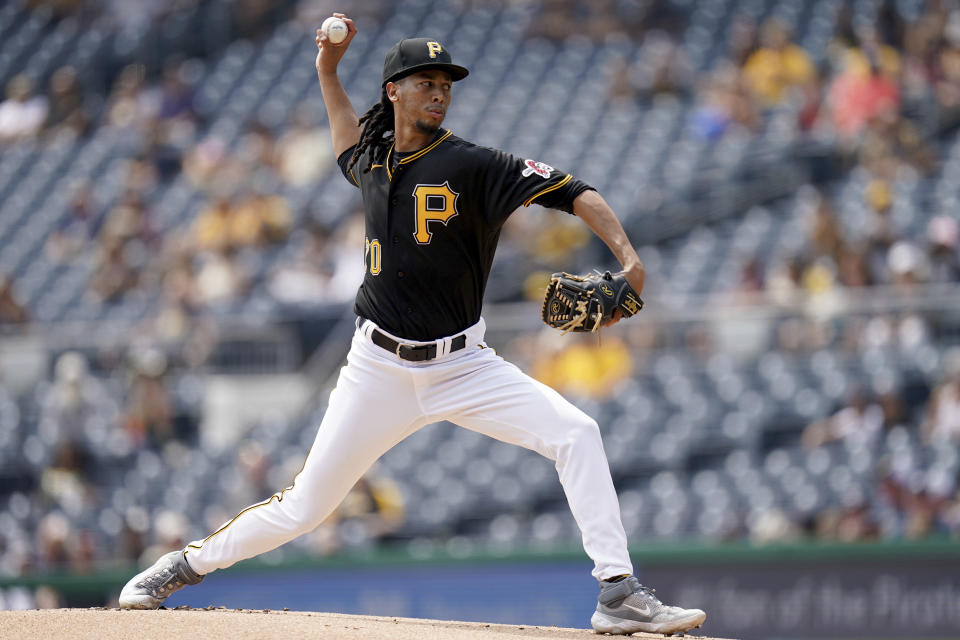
[{"xmin": 185, "ymin": 318, "xmax": 633, "ymax": 580}]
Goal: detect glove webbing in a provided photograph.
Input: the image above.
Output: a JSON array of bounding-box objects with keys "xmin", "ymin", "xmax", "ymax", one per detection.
[{"xmin": 557, "ymin": 295, "xmax": 601, "ymax": 334}]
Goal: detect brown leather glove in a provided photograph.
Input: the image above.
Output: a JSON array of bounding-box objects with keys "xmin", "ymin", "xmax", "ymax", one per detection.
[{"xmin": 541, "ymin": 271, "xmax": 644, "ymax": 333}]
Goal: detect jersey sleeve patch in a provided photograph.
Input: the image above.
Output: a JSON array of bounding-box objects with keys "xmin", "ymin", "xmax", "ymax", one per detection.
[{"xmin": 521, "ymin": 159, "xmax": 554, "ymax": 179}]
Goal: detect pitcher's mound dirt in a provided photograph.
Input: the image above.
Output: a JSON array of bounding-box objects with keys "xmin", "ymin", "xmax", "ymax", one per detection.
[{"xmin": 0, "ymin": 608, "xmax": 732, "ymax": 640}]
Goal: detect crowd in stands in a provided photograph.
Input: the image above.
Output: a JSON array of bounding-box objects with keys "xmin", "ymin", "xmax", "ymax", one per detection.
[
  {"xmin": 0, "ymin": 0, "xmax": 959, "ymax": 593},
  {"xmin": 1, "ymin": 1, "xmax": 956, "ymax": 319},
  {"xmin": 0, "ymin": 47, "xmax": 365, "ymax": 353}
]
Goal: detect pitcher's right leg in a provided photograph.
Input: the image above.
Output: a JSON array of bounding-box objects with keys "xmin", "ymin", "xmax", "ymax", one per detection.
[
  {"xmin": 427, "ymin": 348, "xmax": 633, "ymax": 580},
  {"xmin": 120, "ymin": 331, "xmax": 425, "ymax": 608}
]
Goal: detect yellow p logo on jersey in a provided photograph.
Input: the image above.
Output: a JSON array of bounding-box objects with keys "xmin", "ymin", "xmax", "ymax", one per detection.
[
  {"xmin": 413, "ymin": 182, "xmax": 459, "ymax": 244},
  {"xmin": 427, "ymin": 41, "xmax": 443, "ymax": 58}
]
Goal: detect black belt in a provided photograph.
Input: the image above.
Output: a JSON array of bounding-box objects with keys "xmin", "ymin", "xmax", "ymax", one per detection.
[{"xmin": 370, "ymin": 327, "xmax": 467, "ymax": 362}]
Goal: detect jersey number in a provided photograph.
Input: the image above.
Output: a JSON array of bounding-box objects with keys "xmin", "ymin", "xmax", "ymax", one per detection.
[
  {"xmin": 365, "ymin": 237, "xmax": 381, "ymax": 275},
  {"xmin": 412, "ymin": 182, "xmax": 459, "ymax": 244}
]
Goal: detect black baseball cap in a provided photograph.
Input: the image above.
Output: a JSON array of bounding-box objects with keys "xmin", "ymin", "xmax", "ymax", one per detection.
[{"xmin": 381, "ymin": 38, "xmax": 469, "ymax": 86}]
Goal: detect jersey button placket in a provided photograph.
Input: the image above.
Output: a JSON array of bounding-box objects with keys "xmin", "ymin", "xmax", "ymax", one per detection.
[{"xmin": 386, "ymin": 175, "xmax": 401, "ymax": 258}]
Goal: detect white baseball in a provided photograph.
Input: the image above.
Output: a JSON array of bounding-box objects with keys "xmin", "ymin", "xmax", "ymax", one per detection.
[{"xmin": 321, "ymin": 16, "xmax": 348, "ymax": 45}]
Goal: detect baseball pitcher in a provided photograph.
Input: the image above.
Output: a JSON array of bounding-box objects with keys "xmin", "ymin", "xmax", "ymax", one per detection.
[{"xmin": 119, "ymin": 14, "xmax": 706, "ymax": 635}]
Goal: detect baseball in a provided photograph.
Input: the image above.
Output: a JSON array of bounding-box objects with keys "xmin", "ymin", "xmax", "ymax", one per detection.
[{"xmin": 321, "ymin": 16, "xmax": 348, "ymax": 45}]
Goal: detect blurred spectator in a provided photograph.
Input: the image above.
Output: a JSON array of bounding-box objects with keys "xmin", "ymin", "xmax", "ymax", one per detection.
[
  {"xmin": 875, "ymin": 0, "xmax": 907, "ymax": 51},
  {"xmin": 607, "ymin": 56, "xmax": 637, "ymax": 103},
  {"xmin": 145, "ymin": 240, "xmax": 218, "ymax": 364},
  {"xmin": 0, "ymin": 75, "xmax": 48, "ymax": 143},
  {"xmin": 139, "ymin": 510, "xmax": 189, "ymax": 566},
  {"xmin": 154, "ymin": 59, "xmax": 196, "ymax": 123},
  {"xmin": 122, "ymin": 349, "xmax": 175, "ymax": 450},
  {"xmin": 193, "ymin": 197, "xmax": 234, "ymax": 253},
  {"xmin": 277, "ymin": 104, "xmax": 332, "ymax": 186},
  {"xmin": 182, "ymin": 135, "xmax": 229, "ymax": 190},
  {"xmin": 90, "ymin": 235, "xmax": 139, "ymax": 303},
  {"xmin": 235, "ymin": 122, "xmax": 279, "ymax": 183},
  {"xmin": 935, "ymin": 16, "xmax": 960, "ymax": 118},
  {"xmin": 313, "ymin": 468, "xmax": 406, "ymax": 553},
  {"xmin": 689, "ymin": 62, "xmax": 760, "ymax": 140},
  {"xmin": 46, "ymin": 182, "xmax": 100, "ymax": 263},
  {"xmin": 633, "ymin": 30, "xmax": 694, "ymax": 101},
  {"xmin": 193, "ymin": 247, "xmax": 248, "ymax": 307},
  {"xmin": 142, "ymin": 121, "xmax": 187, "ymax": 181},
  {"xmin": 230, "ymin": 192, "xmax": 293, "ymax": 247},
  {"xmin": 807, "ymin": 196, "xmax": 842, "ymax": 258},
  {"xmin": 735, "ymin": 257, "xmax": 764, "ymax": 295},
  {"xmin": 193, "ymin": 191, "xmax": 290, "ymax": 252},
  {"xmin": 532, "ymin": 331, "xmax": 633, "ymax": 399},
  {"xmin": 117, "ymin": 520, "xmax": 147, "ymax": 566},
  {"xmin": 876, "ymin": 464, "xmax": 948, "ymax": 540},
  {"xmin": 766, "ymin": 254, "xmax": 805, "ymax": 305},
  {"xmin": 803, "ymin": 387, "xmax": 884, "ymax": 449},
  {"xmin": 338, "ymin": 473, "xmax": 405, "ymax": 537},
  {"xmin": 835, "ymin": 243, "xmax": 871, "ymax": 288},
  {"xmin": 268, "ymin": 258, "xmax": 332, "ymax": 305},
  {"xmin": 40, "ymin": 441, "xmax": 92, "ymax": 518},
  {"xmin": 268, "ymin": 223, "xmax": 333, "ymax": 305},
  {"xmin": 727, "ymin": 15, "xmax": 759, "ymax": 67},
  {"xmin": 852, "ymin": 312, "xmax": 931, "ymax": 354},
  {"xmin": 0, "ymin": 276, "xmax": 29, "ymax": 325},
  {"xmin": 876, "ymin": 387, "xmax": 906, "ymax": 431},
  {"xmin": 499, "ymin": 193, "xmax": 592, "ymax": 272},
  {"xmin": 43, "ymin": 66, "xmax": 89, "ymax": 137},
  {"xmin": 858, "ymin": 109, "xmax": 938, "ymax": 175},
  {"xmin": 100, "ymin": 192, "xmax": 157, "ymax": 250},
  {"xmin": 233, "ymin": 0, "xmax": 284, "ymax": 39},
  {"xmin": 227, "ymin": 195, "xmax": 264, "ymax": 249},
  {"xmin": 825, "ymin": 31, "xmax": 901, "ymax": 140},
  {"xmin": 814, "ymin": 499, "xmax": 880, "ymax": 542},
  {"xmin": 800, "ymin": 256, "xmax": 838, "ymax": 297},
  {"xmin": 324, "ymin": 214, "xmax": 366, "ymax": 302},
  {"xmin": 926, "ymin": 215, "xmax": 960, "ymax": 283},
  {"xmin": 40, "ymin": 351, "xmax": 114, "ymax": 446},
  {"xmin": 528, "ymin": 0, "xmax": 624, "ymax": 41},
  {"xmin": 105, "ymin": 64, "xmax": 153, "ymax": 131},
  {"xmin": 236, "ymin": 440, "xmax": 272, "ymax": 500},
  {"xmin": 531, "ymin": 216, "xmax": 591, "ymax": 264},
  {"xmin": 156, "ymin": 239, "xmax": 201, "ymax": 308},
  {"xmin": 863, "ymin": 179, "xmax": 897, "ymax": 281},
  {"xmin": 748, "ymin": 507, "xmax": 801, "ymax": 544},
  {"xmin": 887, "ymin": 240, "xmax": 928, "ymax": 288},
  {"xmin": 124, "ymin": 155, "xmax": 162, "ymax": 198},
  {"xmin": 741, "ymin": 19, "xmax": 817, "ymax": 107},
  {"xmin": 899, "ymin": 11, "xmax": 941, "ymax": 111},
  {"xmin": 33, "ymin": 507, "xmax": 96, "ymax": 573},
  {"xmin": 35, "ymin": 511, "xmax": 72, "ymax": 571},
  {"xmin": 922, "ymin": 348, "xmax": 960, "ymax": 443}
]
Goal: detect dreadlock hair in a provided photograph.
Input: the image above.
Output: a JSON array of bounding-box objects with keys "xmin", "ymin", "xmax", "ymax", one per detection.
[{"xmin": 347, "ymin": 89, "xmax": 395, "ymax": 175}]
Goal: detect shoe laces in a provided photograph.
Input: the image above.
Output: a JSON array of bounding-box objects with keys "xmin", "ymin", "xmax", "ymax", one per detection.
[
  {"xmin": 138, "ymin": 562, "xmax": 181, "ymax": 594},
  {"xmin": 630, "ymin": 579, "xmax": 662, "ymax": 606}
]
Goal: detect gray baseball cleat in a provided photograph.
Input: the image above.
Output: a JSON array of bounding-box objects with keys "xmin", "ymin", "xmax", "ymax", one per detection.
[
  {"xmin": 119, "ymin": 549, "xmax": 204, "ymax": 609},
  {"xmin": 591, "ymin": 576, "xmax": 706, "ymax": 635}
]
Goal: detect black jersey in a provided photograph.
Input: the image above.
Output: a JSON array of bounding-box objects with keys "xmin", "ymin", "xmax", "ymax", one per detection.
[{"xmin": 337, "ymin": 128, "xmax": 593, "ymax": 341}]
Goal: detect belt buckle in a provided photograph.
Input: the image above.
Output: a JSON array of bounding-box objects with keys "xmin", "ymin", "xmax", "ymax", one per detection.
[{"xmin": 395, "ymin": 342, "xmax": 418, "ymax": 359}]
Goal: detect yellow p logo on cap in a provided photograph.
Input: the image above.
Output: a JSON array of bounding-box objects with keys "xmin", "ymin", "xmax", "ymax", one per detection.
[{"xmin": 427, "ymin": 41, "xmax": 443, "ymax": 58}]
